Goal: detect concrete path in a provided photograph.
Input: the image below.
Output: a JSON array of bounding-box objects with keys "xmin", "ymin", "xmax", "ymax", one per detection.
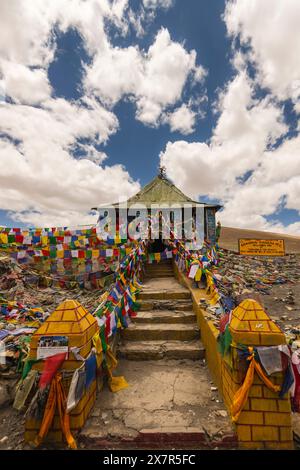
[
  {"xmin": 79, "ymin": 359, "xmax": 235, "ymax": 448},
  {"xmin": 141, "ymin": 277, "xmax": 191, "ymax": 294}
]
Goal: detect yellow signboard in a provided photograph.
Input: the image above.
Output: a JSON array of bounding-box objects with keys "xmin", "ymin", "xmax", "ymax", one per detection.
[{"xmin": 239, "ymin": 239, "xmax": 285, "ymax": 256}]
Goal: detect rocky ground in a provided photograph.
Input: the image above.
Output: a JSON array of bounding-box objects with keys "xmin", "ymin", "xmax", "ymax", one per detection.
[
  {"xmin": 0, "ymin": 254, "xmax": 104, "ymax": 314},
  {"xmin": 263, "ymin": 281, "xmax": 300, "ymax": 334},
  {"xmin": 207, "ymin": 250, "xmax": 300, "ymax": 344},
  {"xmin": 0, "ymin": 254, "xmax": 107, "ymax": 450},
  {"xmin": 0, "ymin": 406, "xmax": 26, "ymax": 450}
]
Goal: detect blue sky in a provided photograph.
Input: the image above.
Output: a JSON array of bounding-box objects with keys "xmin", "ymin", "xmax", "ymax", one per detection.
[
  {"xmin": 48, "ymin": 1, "xmax": 232, "ymax": 185},
  {"xmin": 0, "ymin": 0, "xmax": 299, "ymax": 232}
]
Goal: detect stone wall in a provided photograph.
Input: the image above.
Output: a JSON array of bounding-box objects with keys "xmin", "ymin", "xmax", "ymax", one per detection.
[{"xmin": 174, "ymin": 262, "xmax": 294, "ymax": 449}]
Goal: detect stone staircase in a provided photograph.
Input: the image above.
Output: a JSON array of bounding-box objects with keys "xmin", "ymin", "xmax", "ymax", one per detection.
[
  {"xmin": 145, "ymin": 259, "xmax": 174, "ymax": 278},
  {"xmin": 80, "ymin": 356, "xmax": 236, "ymax": 449},
  {"xmin": 80, "ymin": 261, "xmax": 236, "ymax": 449},
  {"xmin": 118, "ymin": 261, "xmax": 205, "ymax": 360}
]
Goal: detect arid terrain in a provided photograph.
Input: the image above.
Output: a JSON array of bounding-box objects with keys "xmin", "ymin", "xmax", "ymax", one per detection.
[
  {"xmin": 1, "ymin": 226, "xmax": 300, "ymax": 449},
  {"xmin": 219, "ymin": 226, "xmax": 300, "ymax": 254}
]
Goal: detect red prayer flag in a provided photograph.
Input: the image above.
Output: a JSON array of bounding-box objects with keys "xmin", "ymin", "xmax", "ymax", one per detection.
[
  {"xmin": 219, "ymin": 313, "xmax": 230, "ymax": 334},
  {"xmin": 105, "ymin": 315, "xmax": 111, "ymax": 341},
  {"xmin": 39, "ymin": 352, "xmax": 67, "ymax": 389}
]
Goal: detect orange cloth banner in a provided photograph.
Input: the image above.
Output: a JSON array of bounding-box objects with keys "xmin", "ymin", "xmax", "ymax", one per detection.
[
  {"xmin": 231, "ymin": 347, "xmax": 280, "ymax": 423},
  {"xmin": 34, "ymin": 373, "xmax": 77, "ymax": 449}
]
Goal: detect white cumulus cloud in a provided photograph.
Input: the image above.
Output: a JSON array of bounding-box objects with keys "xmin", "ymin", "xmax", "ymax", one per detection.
[
  {"xmin": 159, "ymin": 0, "xmax": 300, "ymax": 235},
  {"xmin": 0, "ymin": 0, "xmax": 148, "ymax": 226},
  {"xmin": 84, "ymin": 27, "xmax": 206, "ymax": 126},
  {"xmin": 143, "ymin": 0, "xmax": 174, "ymax": 10},
  {"xmin": 224, "ymin": 0, "xmax": 300, "ymax": 109},
  {"xmin": 163, "ymin": 104, "xmax": 197, "ymax": 135},
  {"xmin": 160, "ymin": 67, "xmax": 300, "ymax": 234}
]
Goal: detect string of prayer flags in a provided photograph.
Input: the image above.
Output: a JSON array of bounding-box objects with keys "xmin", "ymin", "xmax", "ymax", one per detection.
[{"xmin": 148, "ymin": 250, "xmax": 173, "ymax": 263}]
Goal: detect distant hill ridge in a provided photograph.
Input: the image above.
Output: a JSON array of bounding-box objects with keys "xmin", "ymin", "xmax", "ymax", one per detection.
[{"xmin": 219, "ymin": 226, "xmax": 300, "ymax": 254}]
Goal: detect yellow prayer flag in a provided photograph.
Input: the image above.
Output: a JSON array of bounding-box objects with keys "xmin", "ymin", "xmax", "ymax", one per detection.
[
  {"xmin": 92, "ymin": 332, "xmax": 103, "ymax": 367},
  {"xmin": 42, "ymin": 236, "xmax": 48, "ymax": 246},
  {"xmin": 194, "ymin": 268, "xmax": 202, "ymax": 282},
  {"xmin": 210, "ymin": 290, "xmax": 220, "ymax": 305},
  {"xmin": 0, "ymin": 233, "xmax": 8, "ymax": 244}
]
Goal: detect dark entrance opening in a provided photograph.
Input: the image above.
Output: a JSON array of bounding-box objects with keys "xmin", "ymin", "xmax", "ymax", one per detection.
[
  {"xmin": 148, "ymin": 238, "xmax": 167, "ymax": 253},
  {"xmin": 148, "ymin": 210, "xmax": 169, "ymax": 254}
]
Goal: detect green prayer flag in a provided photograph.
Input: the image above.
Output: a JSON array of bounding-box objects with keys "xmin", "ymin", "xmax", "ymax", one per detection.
[
  {"xmin": 100, "ymin": 326, "xmax": 107, "ymax": 353},
  {"xmin": 22, "ymin": 359, "xmax": 40, "ymax": 380}
]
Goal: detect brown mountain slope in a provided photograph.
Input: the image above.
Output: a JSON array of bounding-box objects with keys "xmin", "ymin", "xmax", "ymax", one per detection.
[{"xmin": 219, "ymin": 226, "xmax": 300, "ymax": 254}]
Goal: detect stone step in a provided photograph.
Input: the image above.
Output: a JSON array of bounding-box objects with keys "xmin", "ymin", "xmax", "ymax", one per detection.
[
  {"xmin": 139, "ymin": 290, "xmax": 191, "ymax": 300},
  {"xmin": 133, "ymin": 310, "xmax": 196, "ymax": 324},
  {"xmin": 146, "ymin": 265, "xmax": 173, "ymax": 271},
  {"xmin": 118, "ymin": 340, "xmax": 205, "ymax": 360},
  {"xmin": 147, "ymin": 261, "xmax": 172, "ymax": 265},
  {"xmin": 147, "ymin": 259, "xmax": 172, "ymax": 265},
  {"xmin": 139, "ymin": 300, "xmax": 194, "ymax": 311},
  {"xmin": 122, "ymin": 323, "xmax": 199, "ymax": 341},
  {"xmin": 147, "ymin": 261, "xmax": 173, "ymax": 266},
  {"xmin": 145, "ymin": 270, "xmax": 174, "ymax": 276},
  {"xmin": 145, "ymin": 268, "xmax": 174, "ymax": 275},
  {"xmin": 145, "ymin": 272, "xmax": 174, "ymax": 278},
  {"xmin": 140, "ymin": 278, "xmax": 189, "ymax": 297}
]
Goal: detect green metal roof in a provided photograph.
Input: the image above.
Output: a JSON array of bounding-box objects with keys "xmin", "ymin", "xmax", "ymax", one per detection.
[
  {"xmin": 127, "ymin": 175, "xmax": 197, "ymax": 206},
  {"xmin": 93, "ymin": 175, "xmax": 221, "ymax": 210}
]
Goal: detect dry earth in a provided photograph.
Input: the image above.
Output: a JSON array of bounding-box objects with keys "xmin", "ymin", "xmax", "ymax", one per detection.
[{"xmin": 219, "ymin": 226, "xmax": 300, "ymax": 254}]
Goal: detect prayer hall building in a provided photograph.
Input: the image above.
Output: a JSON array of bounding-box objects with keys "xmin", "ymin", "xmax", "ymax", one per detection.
[{"xmin": 92, "ymin": 169, "xmax": 221, "ymax": 248}]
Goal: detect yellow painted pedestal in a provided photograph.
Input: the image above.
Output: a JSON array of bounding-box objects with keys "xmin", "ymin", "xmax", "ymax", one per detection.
[{"xmin": 25, "ymin": 299, "xmax": 98, "ymax": 445}]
